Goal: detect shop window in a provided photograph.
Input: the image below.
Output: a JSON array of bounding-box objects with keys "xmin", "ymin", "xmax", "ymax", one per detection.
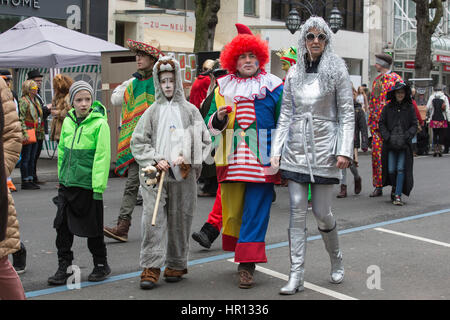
[
  {"xmin": 115, "ymin": 22, "xmax": 125, "ymax": 46},
  {"xmin": 404, "ymin": 71, "xmax": 413, "ymax": 83},
  {"xmin": 146, "ymin": 0, "xmax": 194, "ymax": 10},
  {"xmin": 271, "ymin": 0, "xmax": 290, "ymax": 21},
  {"xmin": 338, "ymin": 0, "xmax": 364, "ymax": 32},
  {"xmin": 244, "ymin": 0, "xmax": 257, "ymax": 16}
]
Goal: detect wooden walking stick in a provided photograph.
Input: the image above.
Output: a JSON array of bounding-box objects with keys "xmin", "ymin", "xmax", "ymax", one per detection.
[
  {"xmin": 354, "ymin": 147, "xmax": 359, "ymax": 166},
  {"xmin": 152, "ymin": 170, "xmax": 166, "ymax": 226}
]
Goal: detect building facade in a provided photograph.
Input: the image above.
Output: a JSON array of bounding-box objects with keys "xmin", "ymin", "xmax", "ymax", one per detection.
[
  {"xmin": 214, "ymin": 0, "xmax": 369, "ymax": 87},
  {"xmin": 109, "ymin": 0, "xmax": 370, "ymax": 87},
  {"xmin": 0, "ymin": 0, "xmax": 108, "ymax": 39},
  {"xmin": 109, "ymin": 0, "xmax": 224, "ymax": 52},
  {"xmin": 373, "ymin": 0, "xmax": 450, "ymax": 90}
]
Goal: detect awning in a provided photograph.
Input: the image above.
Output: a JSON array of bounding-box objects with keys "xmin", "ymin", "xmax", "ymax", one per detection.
[
  {"xmin": 394, "ymin": 29, "xmax": 450, "ymax": 56},
  {"xmin": 143, "ymin": 29, "xmax": 224, "ymax": 53}
]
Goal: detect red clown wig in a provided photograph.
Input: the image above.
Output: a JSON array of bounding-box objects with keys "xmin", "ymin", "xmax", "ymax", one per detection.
[{"xmin": 220, "ymin": 24, "xmax": 269, "ymax": 74}]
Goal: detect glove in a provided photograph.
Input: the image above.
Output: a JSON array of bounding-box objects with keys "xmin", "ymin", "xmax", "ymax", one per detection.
[{"xmin": 93, "ymin": 192, "xmax": 103, "ymax": 200}]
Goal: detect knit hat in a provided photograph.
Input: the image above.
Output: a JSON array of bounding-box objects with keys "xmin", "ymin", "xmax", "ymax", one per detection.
[{"xmin": 69, "ymin": 80, "xmax": 94, "ymax": 106}]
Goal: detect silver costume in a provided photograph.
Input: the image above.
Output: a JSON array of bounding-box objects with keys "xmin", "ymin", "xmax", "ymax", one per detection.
[{"xmin": 271, "ymin": 17, "xmax": 354, "ymax": 295}]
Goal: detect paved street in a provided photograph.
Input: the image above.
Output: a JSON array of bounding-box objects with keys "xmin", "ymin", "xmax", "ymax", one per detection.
[{"xmin": 8, "ymin": 152, "xmax": 450, "ymax": 303}]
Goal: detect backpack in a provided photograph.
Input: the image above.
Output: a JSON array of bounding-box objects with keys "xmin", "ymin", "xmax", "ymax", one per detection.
[{"xmin": 432, "ymin": 98, "xmax": 445, "ymax": 121}]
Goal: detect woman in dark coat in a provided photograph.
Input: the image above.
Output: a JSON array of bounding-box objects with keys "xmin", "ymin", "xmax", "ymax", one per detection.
[{"xmin": 379, "ymin": 82, "xmax": 417, "ymax": 205}]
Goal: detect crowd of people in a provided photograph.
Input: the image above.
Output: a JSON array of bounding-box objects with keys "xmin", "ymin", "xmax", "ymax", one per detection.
[{"xmin": 1, "ymin": 16, "xmax": 450, "ymax": 299}]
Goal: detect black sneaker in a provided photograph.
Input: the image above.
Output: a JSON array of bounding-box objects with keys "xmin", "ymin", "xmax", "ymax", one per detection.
[
  {"xmin": 12, "ymin": 242, "xmax": 27, "ymax": 274},
  {"xmin": 88, "ymin": 263, "xmax": 111, "ymax": 282},
  {"xmin": 21, "ymin": 181, "xmax": 40, "ymax": 190},
  {"xmin": 48, "ymin": 263, "xmax": 73, "ymax": 286}
]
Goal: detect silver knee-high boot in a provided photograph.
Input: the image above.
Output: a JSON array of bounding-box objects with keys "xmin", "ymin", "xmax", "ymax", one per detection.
[
  {"xmin": 279, "ymin": 228, "xmax": 307, "ymax": 295},
  {"xmin": 319, "ymin": 225, "xmax": 344, "ymax": 284}
]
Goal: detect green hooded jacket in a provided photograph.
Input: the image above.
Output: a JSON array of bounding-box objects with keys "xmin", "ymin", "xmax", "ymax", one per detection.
[{"xmin": 58, "ymin": 101, "xmax": 111, "ymax": 195}]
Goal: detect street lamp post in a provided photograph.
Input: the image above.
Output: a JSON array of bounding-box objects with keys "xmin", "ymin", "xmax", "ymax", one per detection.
[{"xmin": 285, "ymin": 0, "xmax": 343, "ymax": 34}]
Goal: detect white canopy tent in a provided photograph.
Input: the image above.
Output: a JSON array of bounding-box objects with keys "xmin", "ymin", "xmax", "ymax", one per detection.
[
  {"xmin": 0, "ymin": 17, "xmax": 128, "ymax": 159},
  {"xmin": 0, "ymin": 17, "xmax": 127, "ymax": 68}
]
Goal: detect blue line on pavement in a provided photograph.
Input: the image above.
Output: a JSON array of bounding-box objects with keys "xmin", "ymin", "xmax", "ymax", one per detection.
[{"xmin": 25, "ymin": 207, "xmax": 450, "ymax": 298}]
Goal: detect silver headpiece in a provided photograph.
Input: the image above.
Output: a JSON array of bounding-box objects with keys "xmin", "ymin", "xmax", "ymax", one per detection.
[{"xmin": 293, "ymin": 16, "xmax": 348, "ymax": 93}]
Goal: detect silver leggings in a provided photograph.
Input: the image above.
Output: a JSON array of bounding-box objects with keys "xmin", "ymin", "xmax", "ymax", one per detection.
[{"xmin": 288, "ymin": 181, "xmax": 336, "ymax": 231}]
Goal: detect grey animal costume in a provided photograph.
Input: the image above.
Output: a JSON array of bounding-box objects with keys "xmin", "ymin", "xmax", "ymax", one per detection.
[
  {"xmin": 131, "ymin": 56, "xmax": 211, "ymax": 271},
  {"xmin": 271, "ymin": 17, "xmax": 354, "ymax": 294}
]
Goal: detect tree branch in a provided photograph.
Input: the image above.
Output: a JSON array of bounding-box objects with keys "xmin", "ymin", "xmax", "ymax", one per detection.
[{"xmin": 429, "ymin": 0, "xmax": 443, "ymax": 32}]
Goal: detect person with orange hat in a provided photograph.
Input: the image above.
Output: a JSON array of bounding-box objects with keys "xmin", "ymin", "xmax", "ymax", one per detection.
[
  {"xmin": 104, "ymin": 39, "xmax": 163, "ymax": 242},
  {"xmin": 205, "ymin": 24, "xmax": 283, "ymax": 289}
]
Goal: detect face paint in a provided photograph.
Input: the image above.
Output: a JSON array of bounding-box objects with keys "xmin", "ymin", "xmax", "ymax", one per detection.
[{"xmin": 159, "ymin": 71, "xmax": 175, "ymax": 99}]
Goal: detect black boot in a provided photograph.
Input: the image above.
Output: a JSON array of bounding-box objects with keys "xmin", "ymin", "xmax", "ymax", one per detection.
[
  {"xmin": 12, "ymin": 242, "xmax": 27, "ymax": 274},
  {"xmin": 192, "ymin": 222, "xmax": 220, "ymax": 249},
  {"xmin": 88, "ymin": 262, "xmax": 111, "ymax": 282},
  {"xmin": 48, "ymin": 259, "xmax": 73, "ymax": 285}
]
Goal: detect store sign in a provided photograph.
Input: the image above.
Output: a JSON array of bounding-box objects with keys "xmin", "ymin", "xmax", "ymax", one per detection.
[
  {"xmin": 0, "ymin": 0, "xmax": 40, "ymax": 9},
  {"xmin": 0, "ymin": 0, "xmax": 82, "ymax": 20},
  {"xmin": 404, "ymin": 61, "xmax": 415, "ymax": 69},
  {"xmin": 436, "ymin": 55, "xmax": 450, "ymax": 63},
  {"xmin": 444, "ymin": 65, "xmax": 450, "ymax": 72},
  {"xmin": 142, "ymin": 16, "xmax": 195, "ymax": 33}
]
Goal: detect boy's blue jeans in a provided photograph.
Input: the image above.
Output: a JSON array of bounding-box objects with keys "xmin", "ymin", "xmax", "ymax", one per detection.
[{"xmin": 388, "ymin": 150, "xmax": 406, "ymax": 196}]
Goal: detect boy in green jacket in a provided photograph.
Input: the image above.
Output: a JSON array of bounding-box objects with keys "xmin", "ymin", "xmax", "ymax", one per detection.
[{"xmin": 48, "ymin": 81, "xmax": 111, "ymax": 285}]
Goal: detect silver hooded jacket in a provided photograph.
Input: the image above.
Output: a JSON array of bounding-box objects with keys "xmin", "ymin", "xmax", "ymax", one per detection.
[
  {"xmin": 271, "ymin": 17, "xmax": 354, "ymax": 181},
  {"xmin": 130, "ymin": 56, "xmax": 212, "ymax": 181}
]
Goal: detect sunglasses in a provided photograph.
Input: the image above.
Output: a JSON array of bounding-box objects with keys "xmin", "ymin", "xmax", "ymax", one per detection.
[{"xmin": 305, "ymin": 32, "xmax": 327, "ymax": 42}]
